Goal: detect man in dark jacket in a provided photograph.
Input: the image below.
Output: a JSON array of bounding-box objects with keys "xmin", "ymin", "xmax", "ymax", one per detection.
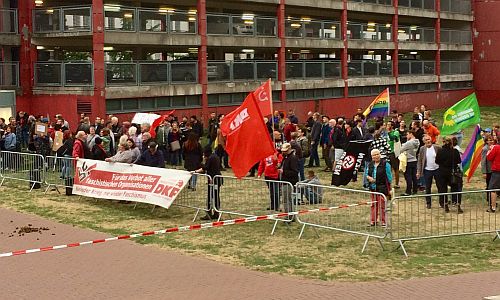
[
  {"xmin": 136, "ymin": 142, "xmax": 165, "ymax": 168},
  {"xmin": 308, "ymin": 112, "xmax": 322, "ymax": 167},
  {"xmin": 280, "ymin": 143, "xmax": 299, "ymax": 221},
  {"xmin": 207, "ymin": 112, "xmax": 218, "ymax": 147},
  {"xmin": 190, "ymin": 116, "xmax": 203, "ymax": 139},
  {"xmin": 196, "ymin": 147, "xmax": 222, "ymax": 220}
]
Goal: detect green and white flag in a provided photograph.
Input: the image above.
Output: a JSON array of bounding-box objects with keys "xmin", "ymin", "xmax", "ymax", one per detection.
[{"xmin": 441, "ymin": 93, "xmax": 481, "ymax": 136}]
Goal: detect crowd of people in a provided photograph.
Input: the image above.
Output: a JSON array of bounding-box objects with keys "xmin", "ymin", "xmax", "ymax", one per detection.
[{"xmin": 0, "ymin": 105, "xmax": 499, "ymax": 221}]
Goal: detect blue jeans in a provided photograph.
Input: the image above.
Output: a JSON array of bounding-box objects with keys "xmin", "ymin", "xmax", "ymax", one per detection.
[
  {"xmin": 405, "ymin": 161, "xmax": 418, "ymax": 194},
  {"xmin": 298, "ymin": 158, "xmax": 305, "ymax": 181},
  {"xmin": 308, "ymin": 142, "xmax": 320, "ymax": 167},
  {"xmin": 189, "ymin": 174, "xmax": 198, "ymax": 189},
  {"xmin": 170, "ymin": 150, "xmax": 180, "ymax": 165},
  {"xmin": 423, "ymin": 169, "xmax": 439, "ymax": 206}
]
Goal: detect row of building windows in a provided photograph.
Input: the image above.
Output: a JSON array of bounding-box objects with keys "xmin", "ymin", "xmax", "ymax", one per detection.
[{"xmin": 106, "ymin": 82, "xmax": 473, "ymax": 113}]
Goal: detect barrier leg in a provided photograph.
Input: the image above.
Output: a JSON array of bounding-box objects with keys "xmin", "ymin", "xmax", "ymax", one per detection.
[
  {"xmin": 271, "ymin": 220, "xmax": 279, "ymax": 235},
  {"xmin": 377, "ymin": 238, "xmax": 385, "ymax": 251},
  {"xmin": 192, "ymin": 208, "xmax": 201, "ymax": 223},
  {"xmin": 494, "ymin": 231, "xmax": 500, "ymax": 242},
  {"xmin": 0, "ymin": 177, "xmax": 4, "ymax": 187},
  {"xmin": 151, "ymin": 205, "xmax": 156, "ymax": 213},
  {"xmin": 29, "ymin": 182, "xmax": 36, "ymax": 192},
  {"xmin": 133, "ymin": 203, "xmax": 138, "ymax": 210},
  {"xmin": 298, "ymin": 224, "xmax": 306, "ymax": 239},
  {"xmin": 395, "ymin": 240, "xmax": 409, "ymax": 258},
  {"xmin": 361, "ymin": 236, "xmax": 370, "ymax": 254}
]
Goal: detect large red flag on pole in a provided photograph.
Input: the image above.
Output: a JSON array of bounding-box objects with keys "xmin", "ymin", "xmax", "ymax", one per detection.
[
  {"xmin": 220, "ymin": 93, "xmax": 275, "ymax": 178},
  {"xmin": 252, "ymin": 79, "xmax": 273, "ymax": 117}
]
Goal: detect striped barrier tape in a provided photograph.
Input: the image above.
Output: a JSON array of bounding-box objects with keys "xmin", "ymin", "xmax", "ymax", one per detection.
[{"xmin": 0, "ymin": 201, "xmax": 374, "ymax": 258}]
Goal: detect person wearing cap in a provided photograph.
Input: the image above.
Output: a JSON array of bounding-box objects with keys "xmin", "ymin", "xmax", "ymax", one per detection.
[
  {"xmin": 135, "ymin": 141, "xmax": 165, "ymax": 168},
  {"xmin": 279, "ymin": 142, "xmax": 299, "ymax": 221}
]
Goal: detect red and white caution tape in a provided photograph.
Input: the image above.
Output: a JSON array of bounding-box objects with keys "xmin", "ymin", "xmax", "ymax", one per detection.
[{"xmin": 0, "ymin": 201, "xmax": 373, "ymax": 258}]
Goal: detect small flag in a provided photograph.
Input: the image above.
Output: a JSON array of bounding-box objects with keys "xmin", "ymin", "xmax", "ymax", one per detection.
[
  {"xmin": 363, "ymin": 88, "xmax": 390, "ymax": 120},
  {"xmin": 253, "ymin": 79, "xmax": 273, "ymax": 117}
]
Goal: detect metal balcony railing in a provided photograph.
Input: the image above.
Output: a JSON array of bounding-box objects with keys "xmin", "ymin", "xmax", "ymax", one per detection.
[
  {"xmin": 286, "ymin": 61, "xmax": 342, "ymax": 79},
  {"xmin": 105, "ymin": 61, "xmax": 198, "ymax": 86},
  {"xmin": 441, "ymin": 0, "xmax": 472, "ymax": 14},
  {"xmin": 105, "ymin": 6, "xmax": 197, "ymax": 34},
  {"xmin": 285, "ymin": 19, "xmax": 340, "ymax": 39},
  {"xmin": 33, "ymin": 6, "xmax": 92, "ymax": 33},
  {"xmin": 0, "ymin": 9, "xmax": 17, "ymax": 33},
  {"xmin": 441, "ymin": 29, "xmax": 472, "ymax": 44},
  {"xmin": 350, "ymin": 0, "xmax": 393, "ymax": 5},
  {"xmin": 348, "ymin": 60, "xmax": 393, "ymax": 76},
  {"xmin": 34, "ymin": 62, "xmax": 93, "ymax": 86},
  {"xmin": 0, "ymin": 62, "xmax": 19, "ymax": 86},
  {"xmin": 398, "ymin": 60, "xmax": 435, "ymax": 75},
  {"xmin": 440, "ymin": 61, "xmax": 471, "ymax": 75},
  {"xmin": 398, "ymin": 26, "xmax": 435, "ymax": 43},
  {"xmin": 207, "ymin": 13, "xmax": 277, "ymax": 37},
  {"xmin": 398, "ymin": 0, "xmax": 435, "ymax": 10},
  {"xmin": 207, "ymin": 61, "xmax": 278, "ymax": 82},
  {"xmin": 347, "ymin": 22, "xmax": 392, "ymax": 41}
]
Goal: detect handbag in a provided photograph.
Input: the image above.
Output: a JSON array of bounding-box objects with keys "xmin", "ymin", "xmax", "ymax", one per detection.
[
  {"xmin": 398, "ymin": 152, "xmax": 407, "ymax": 172},
  {"xmin": 170, "ymin": 140, "xmax": 181, "ymax": 152}
]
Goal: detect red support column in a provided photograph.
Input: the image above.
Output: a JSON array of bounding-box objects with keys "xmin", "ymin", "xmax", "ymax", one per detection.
[
  {"xmin": 197, "ymin": 0, "xmax": 208, "ymax": 120},
  {"xmin": 393, "ymin": 0, "xmax": 399, "ymax": 96},
  {"xmin": 435, "ymin": 0, "xmax": 441, "ymax": 86},
  {"xmin": 18, "ymin": 0, "xmax": 35, "ymax": 98},
  {"xmin": 92, "ymin": 0, "xmax": 106, "ymax": 119},
  {"xmin": 277, "ymin": 0, "xmax": 286, "ymax": 104},
  {"xmin": 341, "ymin": 0, "xmax": 348, "ymax": 97}
]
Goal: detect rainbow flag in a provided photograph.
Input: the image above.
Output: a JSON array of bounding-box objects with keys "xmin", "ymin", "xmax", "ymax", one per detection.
[
  {"xmin": 363, "ymin": 88, "xmax": 390, "ymax": 120},
  {"xmin": 461, "ymin": 125, "xmax": 485, "ymax": 183}
]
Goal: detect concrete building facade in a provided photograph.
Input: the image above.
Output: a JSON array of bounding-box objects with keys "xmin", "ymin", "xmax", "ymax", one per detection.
[{"xmin": 0, "ymin": 0, "xmax": 482, "ymax": 126}]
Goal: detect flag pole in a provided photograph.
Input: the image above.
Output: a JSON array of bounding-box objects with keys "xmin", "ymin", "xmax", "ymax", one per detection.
[{"xmin": 269, "ymin": 79, "xmax": 276, "ymax": 147}]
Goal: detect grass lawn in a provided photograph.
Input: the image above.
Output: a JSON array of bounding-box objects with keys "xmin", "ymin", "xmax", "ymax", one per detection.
[{"xmin": 0, "ymin": 105, "xmax": 499, "ymax": 282}]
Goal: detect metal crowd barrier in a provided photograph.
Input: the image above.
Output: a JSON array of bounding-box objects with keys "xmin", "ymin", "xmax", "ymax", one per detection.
[
  {"xmin": 44, "ymin": 155, "xmax": 75, "ymax": 193},
  {"xmin": 213, "ymin": 175, "xmax": 296, "ymax": 234},
  {"xmin": 0, "ymin": 151, "xmax": 45, "ymax": 191},
  {"xmin": 171, "ymin": 173, "xmax": 212, "ymax": 222},
  {"xmin": 389, "ymin": 189, "xmax": 500, "ymax": 257},
  {"xmin": 295, "ymin": 183, "xmax": 388, "ymax": 253}
]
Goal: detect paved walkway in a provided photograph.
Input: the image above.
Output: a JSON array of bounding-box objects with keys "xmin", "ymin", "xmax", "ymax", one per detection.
[{"xmin": 0, "ymin": 207, "xmax": 499, "ymax": 299}]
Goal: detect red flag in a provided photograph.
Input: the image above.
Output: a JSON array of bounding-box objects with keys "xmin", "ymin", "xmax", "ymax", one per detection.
[
  {"xmin": 220, "ymin": 93, "xmax": 275, "ymax": 178},
  {"xmin": 149, "ymin": 110, "xmax": 175, "ymax": 138},
  {"xmin": 252, "ymin": 79, "xmax": 273, "ymax": 117}
]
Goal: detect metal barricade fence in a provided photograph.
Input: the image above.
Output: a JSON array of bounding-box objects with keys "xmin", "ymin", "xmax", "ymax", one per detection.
[
  {"xmin": 44, "ymin": 155, "xmax": 76, "ymax": 192},
  {"xmin": 389, "ymin": 189, "xmax": 500, "ymax": 257},
  {"xmin": 170, "ymin": 173, "xmax": 212, "ymax": 222},
  {"xmin": 213, "ymin": 175, "xmax": 295, "ymax": 234},
  {"xmin": 295, "ymin": 183, "xmax": 388, "ymax": 253},
  {"xmin": 0, "ymin": 151, "xmax": 45, "ymax": 191}
]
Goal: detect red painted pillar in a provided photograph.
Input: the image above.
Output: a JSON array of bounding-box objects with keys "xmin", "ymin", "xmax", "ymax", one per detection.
[
  {"xmin": 277, "ymin": 0, "xmax": 286, "ymax": 104},
  {"xmin": 18, "ymin": 0, "xmax": 35, "ymax": 98},
  {"xmin": 393, "ymin": 0, "xmax": 399, "ymax": 96},
  {"xmin": 341, "ymin": 0, "xmax": 348, "ymax": 97},
  {"xmin": 197, "ymin": 0, "xmax": 208, "ymax": 120},
  {"xmin": 435, "ymin": 0, "xmax": 441, "ymax": 83},
  {"xmin": 92, "ymin": 0, "xmax": 106, "ymax": 119}
]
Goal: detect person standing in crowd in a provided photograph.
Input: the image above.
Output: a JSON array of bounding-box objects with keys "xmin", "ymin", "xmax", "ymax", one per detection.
[
  {"xmin": 288, "ymin": 109, "xmax": 299, "ymax": 125},
  {"xmin": 183, "ymin": 133, "xmax": 203, "ymax": 190},
  {"xmin": 258, "ymin": 150, "xmax": 282, "ymax": 211},
  {"xmin": 417, "ymin": 135, "xmax": 441, "ymax": 209},
  {"xmin": 386, "ymin": 121, "xmax": 400, "ymax": 188},
  {"xmin": 141, "ymin": 132, "xmax": 153, "ymax": 153},
  {"xmin": 398, "ymin": 120, "xmax": 408, "ymax": 144},
  {"xmin": 110, "ymin": 116, "xmax": 121, "ymax": 143},
  {"xmin": 290, "ymin": 131, "xmax": 304, "ymax": 181},
  {"xmin": 308, "ymin": 112, "xmax": 322, "ymax": 168},
  {"xmin": 320, "ymin": 116, "xmax": 332, "ymax": 171},
  {"xmin": 135, "ymin": 141, "xmax": 165, "ymax": 168},
  {"xmin": 92, "ymin": 137, "xmax": 108, "ymax": 161},
  {"xmin": 486, "ymin": 138, "xmax": 500, "ymax": 213},
  {"xmin": 279, "ymin": 143, "xmax": 299, "ymax": 221},
  {"xmin": 215, "ymin": 114, "xmax": 229, "ymax": 170},
  {"xmin": 411, "ymin": 121, "xmax": 425, "ymax": 147},
  {"xmin": 296, "ymin": 127, "xmax": 309, "ymax": 181},
  {"xmin": 482, "ymin": 135, "xmax": 495, "ymax": 209},
  {"xmin": 196, "ymin": 147, "xmax": 222, "ymax": 221},
  {"xmin": 3, "ymin": 126, "xmax": 16, "ymax": 152},
  {"xmin": 168, "ymin": 122, "xmax": 182, "ymax": 166},
  {"xmin": 400, "ymin": 130, "xmax": 420, "ymax": 196},
  {"xmin": 56, "ymin": 130, "xmax": 75, "ymax": 178},
  {"xmin": 104, "ymin": 121, "xmax": 116, "ymax": 155},
  {"xmin": 324, "ymin": 119, "xmax": 336, "ymax": 172},
  {"xmin": 128, "ymin": 126, "xmax": 142, "ymax": 150},
  {"xmin": 86, "ymin": 125, "xmax": 99, "ymax": 149},
  {"xmin": 94, "ymin": 116, "xmax": 103, "ymax": 134},
  {"xmin": 331, "ymin": 118, "xmax": 347, "ymax": 171},
  {"xmin": 77, "ymin": 117, "xmax": 91, "ymax": 134},
  {"xmin": 105, "ymin": 143, "xmax": 134, "ymax": 163},
  {"xmin": 423, "ymin": 120, "xmax": 440, "ymax": 144},
  {"xmin": 155, "ymin": 119, "xmax": 171, "ymax": 161},
  {"xmin": 283, "ymin": 118, "xmax": 296, "ymax": 142},
  {"xmin": 363, "ymin": 149, "xmax": 392, "ymax": 227},
  {"xmin": 72, "ymin": 131, "xmax": 87, "ymax": 159},
  {"xmin": 207, "ymin": 112, "xmax": 218, "ymax": 148},
  {"xmin": 190, "ymin": 116, "xmax": 203, "ymax": 139},
  {"xmin": 100, "ymin": 127, "xmax": 112, "ymax": 156},
  {"xmin": 435, "ymin": 136, "xmax": 463, "ymax": 213},
  {"xmin": 305, "ymin": 111, "xmax": 314, "ymax": 133},
  {"xmin": 16, "ymin": 111, "xmax": 29, "ymax": 150},
  {"xmin": 370, "ymin": 130, "xmax": 391, "ymax": 160}
]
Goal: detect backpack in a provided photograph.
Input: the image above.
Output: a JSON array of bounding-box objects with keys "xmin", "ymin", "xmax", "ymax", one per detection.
[{"xmin": 299, "ymin": 137, "xmax": 310, "ymax": 158}]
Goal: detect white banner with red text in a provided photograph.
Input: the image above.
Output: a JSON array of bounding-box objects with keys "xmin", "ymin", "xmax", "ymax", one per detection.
[{"xmin": 73, "ymin": 159, "xmax": 192, "ymax": 209}]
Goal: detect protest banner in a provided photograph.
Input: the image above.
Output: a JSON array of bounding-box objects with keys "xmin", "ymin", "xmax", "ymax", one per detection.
[
  {"xmin": 73, "ymin": 159, "xmax": 192, "ymax": 209},
  {"xmin": 52, "ymin": 131, "xmax": 64, "ymax": 152},
  {"xmin": 331, "ymin": 140, "xmax": 372, "ymax": 186},
  {"xmin": 35, "ymin": 122, "xmax": 48, "ymax": 136}
]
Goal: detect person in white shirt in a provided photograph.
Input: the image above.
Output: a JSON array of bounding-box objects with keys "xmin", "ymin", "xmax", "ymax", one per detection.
[{"xmin": 417, "ymin": 134, "xmax": 442, "ymax": 209}]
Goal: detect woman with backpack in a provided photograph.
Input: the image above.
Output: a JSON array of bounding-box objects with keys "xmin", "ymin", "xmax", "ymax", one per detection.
[{"xmin": 363, "ymin": 149, "xmax": 392, "ymax": 227}]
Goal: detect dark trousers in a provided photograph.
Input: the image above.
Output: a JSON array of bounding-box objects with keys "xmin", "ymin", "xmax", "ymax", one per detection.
[
  {"xmin": 404, "ymin": 161, "xmax": 418, "ymax": 194},
  {"xmin": 308, "ymin": 143, "xmax": 320, "ymax": 167},
  {"xmin": 423, "ymin": 169, "xmax": 439, "ymax": 206},
  {"xmin": 265, "ymin": 177, "xmax": 281, "ymax": 210},
  {"xmin": 323, "ymin": 145, "xmax": 332, "ymax": 169},
  {"xmin": 487, "ymin": 173, "xmax": 492, "ymax": 205},
  {"xmin": 437, "ymin": 171, "xmax": 461, "ymax": 206}
]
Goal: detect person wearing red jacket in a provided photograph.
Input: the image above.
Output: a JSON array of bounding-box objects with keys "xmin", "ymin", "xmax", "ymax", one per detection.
[
  {"xmin": 72, "ymin": 131, "xmax": 87, "ymax": 159},
  {"xmin": 487, "ymin": 142, "xmax": 500, "ymax": 212},
  {"xmin": 258, "ymin": 151, "xmax": 283, "ymax": 211},
  {"xmin": 283, "ymin": 118, "xmax": 296, "ymax": 142}
]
